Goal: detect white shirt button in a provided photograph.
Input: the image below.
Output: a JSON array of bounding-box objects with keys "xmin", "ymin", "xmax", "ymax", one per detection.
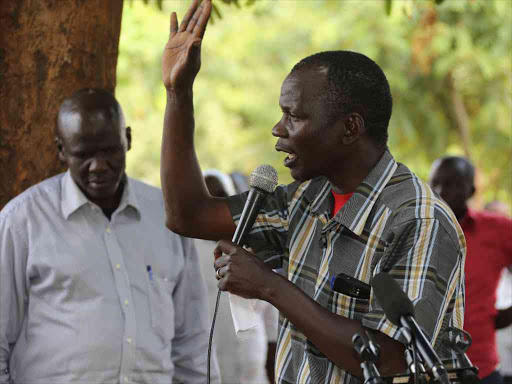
[
  {"xmin": 106, "ymin": 227, "xmax": 111, "ymax": 234},
  {"xmin": 163, "ymin": 277, "xmax": 168, "ymax": 282},
  {"xmin": 126, "ymin": 337, "xmax": 132, "ymax": 344},
  {"xmin": 115, "ymin": 264, "xmax": 121, "ymax": 270},
  {"xmin": 124, "ymin": 299, "xmax": 129, "ymax": 306},
  {"xmin": 124, "ymin": 377, "xmax": 129, "ymax": 383}
]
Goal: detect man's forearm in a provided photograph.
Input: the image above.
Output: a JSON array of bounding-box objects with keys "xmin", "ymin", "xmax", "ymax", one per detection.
[
  {"xmin": 264, "ymin": 273, "xmax": 407, "ymax": 378},
  {"xmin": 161, "ymin": 89, "xmax": 209, "ymax": 234},
  {"xmin": 495, "ymin": 306, "xmax": 512, "ymax": 329}
]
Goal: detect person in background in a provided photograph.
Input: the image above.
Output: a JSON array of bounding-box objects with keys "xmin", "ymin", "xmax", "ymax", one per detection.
[
  {"xmin": 484, "ymin": 201, "xmax": 512, "ymax": 384},
  {"xmin": 429, "ymin": 156, "xmax": 512, "ymax": 384},
  {"xmin": 196, "ymin": 169, "xmax": 278, "ymax": 384},
  {"xmin": 0, "ymin": 88, "xmax": 219, "ymax": 384},
  {"xmin": 159, "ymin": 1, "xmax": 465, "ymax": 382}
]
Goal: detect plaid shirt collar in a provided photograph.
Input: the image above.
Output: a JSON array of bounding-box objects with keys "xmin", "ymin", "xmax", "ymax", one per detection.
[{"xmin": 307, "ymin": 149, "xmax": 398, "ymax": 236}]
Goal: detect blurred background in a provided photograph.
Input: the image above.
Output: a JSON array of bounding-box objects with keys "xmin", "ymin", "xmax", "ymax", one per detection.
[{"xmin": 117, "ymin": 0, "xmax": 511, "ymax": 209}]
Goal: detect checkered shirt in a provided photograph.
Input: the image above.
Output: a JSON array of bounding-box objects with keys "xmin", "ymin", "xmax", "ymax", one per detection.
[{"xmin": 226, "ymin": 150, "xmax": 466, "ymax": 384}]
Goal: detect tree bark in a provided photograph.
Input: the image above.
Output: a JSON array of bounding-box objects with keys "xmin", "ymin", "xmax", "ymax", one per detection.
[{"xmin": 0, "ymin": 0, "xmax": 124, "ymax": 210}]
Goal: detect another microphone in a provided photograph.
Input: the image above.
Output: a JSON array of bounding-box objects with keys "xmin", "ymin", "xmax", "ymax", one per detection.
[
  {"xmin": 371, "ymin": 272, "xmax": 450, "ymax": 384},
  {"xmin": 232, "ymin": 164, "xmax": 278, "ymax": 246}
]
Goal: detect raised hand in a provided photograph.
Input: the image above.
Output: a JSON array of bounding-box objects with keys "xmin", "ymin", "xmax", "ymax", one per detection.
[{"xmin": 162, "ymin": 0, "xmax": 212, "ymax": 91}]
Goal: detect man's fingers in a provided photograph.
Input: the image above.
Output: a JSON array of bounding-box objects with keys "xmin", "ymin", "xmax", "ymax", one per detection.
[
  {"xmin": 170, "ymin": 12, "xmax": 178, "ymax": 38},
  {"xmin": 186, "ymin": 0, "xmax": 204, "ymax": 33},
  {"xmin": 214, "ymin": 254, "xmax": 229, "ymax": 271},
  {"xmin": 179, "ymin": 0, "xmax": 198, "ymax": 32},
  {"xmin": 214, "ymin": 239, "xmax": 238, "ymax": 255},
  {"xmin": 193, "ymin": 0, "xmax": 212, "ymax": 38}
]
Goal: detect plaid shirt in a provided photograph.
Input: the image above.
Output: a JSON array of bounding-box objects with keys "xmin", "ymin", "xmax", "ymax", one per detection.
[{"xmin": 227, "ymin": 150, "xmax": 466, "ymax": 384}]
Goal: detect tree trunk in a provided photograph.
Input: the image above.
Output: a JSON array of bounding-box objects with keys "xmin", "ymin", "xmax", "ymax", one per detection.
[
  {"xmin": 0, "ymin": 0, "xmax": 124, "ymax": 210},
  {"xmin": 446, "ymin": 72, "xmax": 472, "ymax": 159}
]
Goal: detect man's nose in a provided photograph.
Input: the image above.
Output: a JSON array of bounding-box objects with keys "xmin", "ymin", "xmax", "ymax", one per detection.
[
  {"xmin": 272, "ymin": 118, "xmax": 288, "ymax": 138},
  {"xmin": 89, "ymin": 155, "xmax": 108, "ymax": 172}
]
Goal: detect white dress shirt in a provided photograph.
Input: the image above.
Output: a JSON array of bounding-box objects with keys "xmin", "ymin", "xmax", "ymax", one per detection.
[{"xmin": 0, "ymin": 171, "xmax": 219, "ymax": 384}]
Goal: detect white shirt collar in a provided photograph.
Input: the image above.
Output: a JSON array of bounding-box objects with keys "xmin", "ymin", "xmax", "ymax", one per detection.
[{"xmin": 61, "ymin": 170, "xmax": 141, "ymax": 220}]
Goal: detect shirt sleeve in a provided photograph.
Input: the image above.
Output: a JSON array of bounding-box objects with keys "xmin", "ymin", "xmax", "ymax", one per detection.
[
  {"xmin": 170, "ymin": 237, "xmax": 220, "ymax": 384},
  {"xmin": 0, "ymin": 217, "xmax": 28, "ymax": 384},
  {"xmin": 362, "ymin": 218, "xmax": 465, "ymax": 354},
  {"xmin": 226, "ymin": 184, "xmax": 291, "ymax": 269}
]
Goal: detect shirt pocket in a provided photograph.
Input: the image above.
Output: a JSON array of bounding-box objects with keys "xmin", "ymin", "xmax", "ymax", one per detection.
[
  {"xmin": 331, "ymin": 291, "xmax": 370, "ymax": 321},
  {"xmin": 147, "ymin": 275, "xmax": 175, "ymax": 343}
]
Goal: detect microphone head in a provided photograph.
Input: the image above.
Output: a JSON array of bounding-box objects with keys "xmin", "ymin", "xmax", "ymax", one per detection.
[
  {"xmin": 250, "ymin": 164, "xmax": 278, "ymax": 193},
  {"xmin": 371, "ymin": 272, "xmax": 415, "ymax": 326}
]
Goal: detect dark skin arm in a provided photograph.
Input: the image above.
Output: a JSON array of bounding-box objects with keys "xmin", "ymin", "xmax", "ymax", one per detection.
[
  {"xmin": 213, "ymin": 240, "xmax": 407, "ymax": 378},
  {"xmin": 495, "ymin": 306, "xmax": 512, "ymax": 329},
  {"xmin": 161, "ymin": 0, "xmax": 235, "ymax": 240}
]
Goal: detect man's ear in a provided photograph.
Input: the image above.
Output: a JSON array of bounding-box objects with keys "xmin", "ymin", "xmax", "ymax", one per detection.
[
  {"xmin": 126, "ymin": 126, "xmax": 132, "ymax": 151},
  {"xmin": 341, "ymin": 113, "xmax": 365, "ymax": 145},
  {"xmin": 55, "ymin": 137, "xmax": 66, "ymax": 163}
]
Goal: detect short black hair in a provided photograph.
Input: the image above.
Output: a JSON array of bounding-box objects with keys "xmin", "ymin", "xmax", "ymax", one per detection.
[
  {"xmin": 57, "ymin": 88, "xmax": 124, "ymax": 135},
  {"xmin": 437, "ymin": 156, "xmax": 475, "ymax": 187},
  {"xmin": 291, "ymin": 51, "xmax": 392, "ymax": 148}
]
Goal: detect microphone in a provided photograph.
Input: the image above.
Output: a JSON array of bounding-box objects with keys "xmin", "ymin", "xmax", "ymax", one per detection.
[
  {"xmin": 208, "ymin": 164, "xmax": 277, "ymax": 384},
  {"xmin": 232, "ymin": 164, "xmax": 278, "ymax": 246},
  {"xmin": 371, "ymin": 272, "xmax": 450, "ymax": 384}
]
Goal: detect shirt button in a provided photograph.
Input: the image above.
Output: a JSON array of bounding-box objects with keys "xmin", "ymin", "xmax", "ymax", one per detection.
[
  {"xmin": 115, "ymin": 264, "xmax": 121, "ymax": 270},
  {"xmin": 124, "ymin": 377, "xmax": 129, "ymax": 383},
  {"xmin": 124, "ymin": 299, "xmax": 129, "ymax": 306},
  {"xmin": 126, "ymin": 337, "xmax": 133, "ymax": 344},
  {"xmin": 106, "ymin": 227, "xmax": 111, "ymax": 234}
]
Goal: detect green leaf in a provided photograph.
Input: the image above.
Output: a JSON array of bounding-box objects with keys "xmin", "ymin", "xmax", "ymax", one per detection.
[
  {"xmin": 212, "ymin": 4, "xmax": 223, "ymax": 20},
  {"xmin": 385, "ymin": 0, "xmax": 393, "ymax": 16}
]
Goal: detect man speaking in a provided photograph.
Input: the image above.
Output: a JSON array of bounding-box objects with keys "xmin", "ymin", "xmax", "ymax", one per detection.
[{"xmin": 160, "ymin": 1, "xmax": 466, "ymax": 382}]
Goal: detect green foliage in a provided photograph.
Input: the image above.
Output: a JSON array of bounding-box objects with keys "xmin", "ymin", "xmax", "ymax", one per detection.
[{"xmin": 117, "ymin": 0, "xmax": 511, "ymax": 209}]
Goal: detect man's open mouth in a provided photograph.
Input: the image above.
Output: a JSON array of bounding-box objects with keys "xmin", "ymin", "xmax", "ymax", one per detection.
[{"xmin": 276, "ymin": 145, "xmax": 298, "ymax": 167}]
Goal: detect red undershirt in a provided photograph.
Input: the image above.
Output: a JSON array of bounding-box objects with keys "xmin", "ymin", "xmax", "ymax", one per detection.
[{"xmin": 331, "ymin": 190, "xmax": 353, "ymax": 217}]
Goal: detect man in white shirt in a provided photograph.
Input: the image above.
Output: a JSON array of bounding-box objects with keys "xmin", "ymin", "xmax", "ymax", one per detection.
[{"xmin": 0, "ymin": 88, "xmax": 219, "ymax": 384}]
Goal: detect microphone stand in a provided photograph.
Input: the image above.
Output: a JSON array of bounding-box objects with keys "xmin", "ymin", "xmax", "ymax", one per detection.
[
  {"xmin": 402, "ymin": 327, "xmax": 428, "ymax": 384},
  {"xmin": 352, "ymin": 331, "xmax": 385, "ymax": 384},
  {"xmin": 442, "ymin": 327, "xmax": 479, "ymax": 384}
]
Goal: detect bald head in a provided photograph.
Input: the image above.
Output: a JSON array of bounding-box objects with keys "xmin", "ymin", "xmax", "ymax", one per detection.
[
  {"xmin": 429, "ymin": 156, "xmax": 475, "ymax": 220},
  {"xmin": 57, "ymin": 88, "xmax": 125, "ymax": 139}
]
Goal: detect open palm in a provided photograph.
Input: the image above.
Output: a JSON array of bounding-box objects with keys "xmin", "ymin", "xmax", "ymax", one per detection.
[{"xmin": 162, "ymin": 0, "xmax": 212, "ymax": 91}]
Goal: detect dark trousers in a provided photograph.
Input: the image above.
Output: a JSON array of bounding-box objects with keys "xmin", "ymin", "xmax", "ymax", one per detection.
[{"xmin": 481, "ymin": 371, "xmax": 504, "ymax": 384}]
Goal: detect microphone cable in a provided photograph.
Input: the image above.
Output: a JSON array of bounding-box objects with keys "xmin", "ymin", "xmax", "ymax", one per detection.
[{"xmin": 207, "ymin": 288, "xmax": 222, "ymax": 384}]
